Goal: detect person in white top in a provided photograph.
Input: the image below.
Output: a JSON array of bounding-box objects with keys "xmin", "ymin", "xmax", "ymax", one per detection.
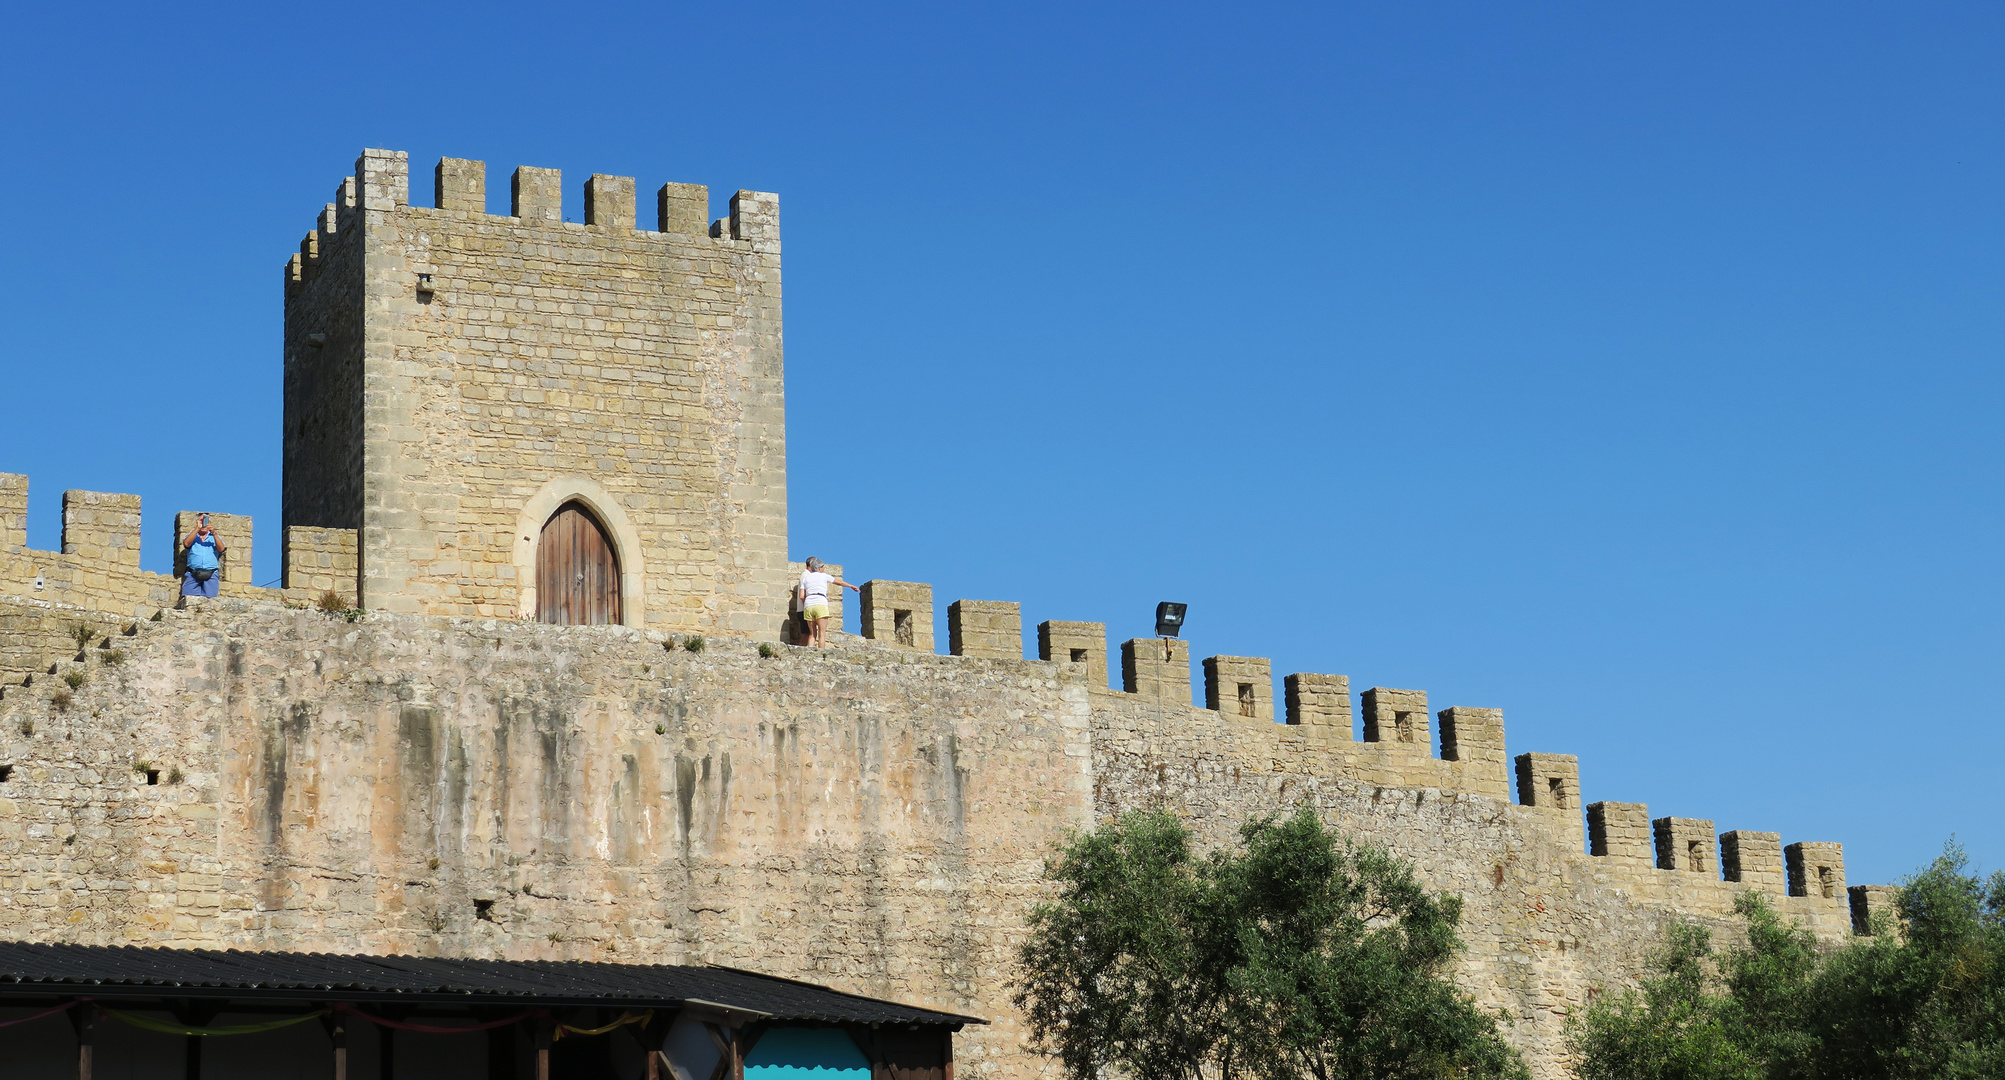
[{"xmin": 795, "ymin": 556, "xmax": 859, "ymax": 648}]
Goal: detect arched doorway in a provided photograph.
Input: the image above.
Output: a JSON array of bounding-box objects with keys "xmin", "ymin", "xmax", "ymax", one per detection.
[{"xmin": 537, "ymin": 501, "xmax": 622, "ymax": 625}]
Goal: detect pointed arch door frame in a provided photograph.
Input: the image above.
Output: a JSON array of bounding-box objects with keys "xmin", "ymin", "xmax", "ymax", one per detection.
[{"xmin": 513, "ymin": 477, "xmax": 646, "ymax": 626}]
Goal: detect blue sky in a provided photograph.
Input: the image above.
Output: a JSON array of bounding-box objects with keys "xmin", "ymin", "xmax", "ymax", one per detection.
[{"xmin": 1, "ymin": 2, "xmax": 1999, "ymax": 887}]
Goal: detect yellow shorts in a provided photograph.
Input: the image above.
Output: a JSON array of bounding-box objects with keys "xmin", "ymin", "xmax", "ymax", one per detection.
[{"xmin": 803, "ymin": 604, "xmax": 830, "ymax": 621}]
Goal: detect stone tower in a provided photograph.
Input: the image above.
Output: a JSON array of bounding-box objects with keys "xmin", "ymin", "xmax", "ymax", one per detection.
[{"xmin": 281, "ymin": 149, "xmax": 789, "ymax": 636}]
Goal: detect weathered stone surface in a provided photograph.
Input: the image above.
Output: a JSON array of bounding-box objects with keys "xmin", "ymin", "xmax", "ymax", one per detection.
[{"xmin": 0, "ymin": 594, "xmax": 1862, "ymax": 1080}]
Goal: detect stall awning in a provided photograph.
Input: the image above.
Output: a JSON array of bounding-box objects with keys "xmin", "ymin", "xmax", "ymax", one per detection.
[{"xmin": 0, "ymin": 942, "xmax": 982, "ymax": 1027}]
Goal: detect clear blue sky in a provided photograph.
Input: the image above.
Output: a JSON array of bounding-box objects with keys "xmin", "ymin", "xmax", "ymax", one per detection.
[{"xmin": 1, "ymin": 3, "xmax": 1998, "ymax": 889}]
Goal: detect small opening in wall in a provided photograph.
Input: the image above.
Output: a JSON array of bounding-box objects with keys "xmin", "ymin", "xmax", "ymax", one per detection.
[
  {"xmin": 1818, "ymin": 866, "xmax": 1834, "ymax": 899},
  {"xmin": 144, "ymin": 769, "xmax": 160, "ymax": 786},
  {"xmin": 893, "ymin": 609, "xmax": 914, "ymax": 647},
  {"xmin": 1548, "ymin": 776, "xmax": 1567, "ymax": 809},
  {"xmin": 1394, "ymin": 711, "xmax": 1416, "ymax": 743},
  {"xmin": 474, "ymin": 899, "xmax": 496, "ymax": 922},
  {"xmin": 1687, "ymin": 839, "xmax": 1705, "ymax": 871},
  {"xmin": 1069, "ymin": 648, "xmax": 1088, "ymax": 664},
  {"xmin": 0, "ymin": 764, "xmax": 13, "ymax": 782},
  {"xmin": 1237, "ymin": 683, "xmax": 1256, "ymax": 717}
]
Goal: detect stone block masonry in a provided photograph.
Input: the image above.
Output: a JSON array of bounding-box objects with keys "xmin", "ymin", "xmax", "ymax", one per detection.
[
  {"xmin": 1438, "ymin": 707, "xmax": 1507, "ymax": 799},
  {"xmin": 0, "ymin": 477, "xmax": 181, "ymax": 616},
  {"xmin": 63, "ymin": 491, "xmax": 141, "ymax": 569},
  {"xmin": 1203, "ymin": 656, "xmax": 1272, "ymax": 721},
  {"xmin": 1788, "ymin": 841, "xmax": 1846, "ymax": 900},
  {"xmin": 1655, "ymin": 817, "xmax": 1717, "ymax": 873},
  {"xmin": 283, "ymin": 526, "xmax": 359, "ymax": 607},
  {"xmin": 1037, "ymin": 620, "xmax": 1107, "ymax": 688},
  {"xmin": 1721, "ymin": 830, "xmax": 1786, "ymax": 895},
  {"xmin": 1362, "ymin": 687, "xmax": 1429, "ymax": 749},
  {"xmin": 1589, "ymin": 801, "xmax": 1653, "ymax": 863},
  {"xmin": 1284, "ymin": 672, "xmax": 1351, "ymax": 730},
  {"xmin": 0, "ymin": 590, "xmax": 1880, "ymax": 1080},
  {"xmin": 861, "ymin": 581, "xmax": 932, "ymax": 650},
  {"xmin": 1121, "ymin": 637, "xmax": 1191, "ymax": 705},
  {"xmin": 282, "ymin": 150, "xmax": 791, "ymax": 637},
  {"xmin": 949, "ymin": 600, "xmax": 1021, "ymax": 660},
  {"xmin": 0, "ymin": 473, "xmax": 25, "ymax": 550}
]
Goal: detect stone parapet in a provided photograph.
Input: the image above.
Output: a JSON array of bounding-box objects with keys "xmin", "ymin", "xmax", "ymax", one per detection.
[
  {"xmin": 948, "ymin": 600, "xmax": 1021, "ymax": 660},
  {"xmin": 1362, "ymin": 687, "xmax": 1430, "ymax": 748},
  {"xmin": 1121, "ymin": 637, "xmax": 1191, "ymax": 705},
  {"xmin": 1589, "ymin": 801, "xmax": 1653, "ymax": 863},
  {"xmin": 860, "ymin": 580, "xmax": 932, "ymax": 651},
  {"xmin": 1203, "ymin": 655, "xmax": 1272, "ymax": 721},
  {"xmin": 284, "ymin": 526, "xmax": 359, "ymax": 607},
  {"xmin": 1788, "ymin": 841, "xmax": 1847, "ymax": 901},
  {"xmin": 1721, "ymin": 830, "xmax": 1786, "ymax": 894},
  {"xmin": 1284, "ymin": 673, "xmax": 1351, "ymax": 731},
  {"xmin": 1038, "ymin": 620, "xmax": 1107, "ymax": 688},
  {"xmin": 1655, "ymin": 817, "xmax": 1717, "ymax": 874}
]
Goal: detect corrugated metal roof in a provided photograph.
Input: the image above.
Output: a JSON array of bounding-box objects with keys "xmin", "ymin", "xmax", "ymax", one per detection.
[{"xmin": 0, "ymin": 943, "xmax": 982, "ymax": 1026}]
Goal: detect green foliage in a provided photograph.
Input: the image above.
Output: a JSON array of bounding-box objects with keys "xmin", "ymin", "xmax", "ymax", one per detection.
[
  {"xmin": 1015, "ymin": 808, "xmax": 1527, "ymax": 1080},
  {"xmin": 61, "ymin": 669, "xmax": 87, "ymax": 689},
  {"xmin": 317, "ymin": 589, "xmax": 347, "ymax": 614},
  {"xmin": 49, "ymin": 689, "xmax": 72, "ymax": 712},
  {"xmin": 682, "ymin": 635, "xmax": 705, "ymax": 653},
  {"xmin": 1569, "ymin": 843, "xmax": 2005, "ymax": 1080},
  {"xmin": 69, "ymin": 623, "xmax": 97, "ymax": 647},
  {"xmin": 758, "ymin": 642, "xmax": 778, "ymax": 658}
]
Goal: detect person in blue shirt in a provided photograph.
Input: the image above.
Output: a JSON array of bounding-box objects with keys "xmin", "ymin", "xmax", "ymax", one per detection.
[{"xmin": 180, "ymin": 515, "xmax": 226, "ymax": 598}]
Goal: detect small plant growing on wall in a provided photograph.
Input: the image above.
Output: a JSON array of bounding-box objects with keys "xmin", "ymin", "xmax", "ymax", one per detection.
[
  {"xmin": 49, "ymin": 690, "xmax": 72, "ymax": 712},
  {"xmin": 69, "ymin": 623, "xmax": 96, "ymax": 648},
  {"xmin": 166, "ymin": 766, "xmax": 184, "ymax": 785},
  {"xmin": 758, "ymin": 642, "xmax": 778, "ymax": 658},
  {"xmin": 317, "ymin": 589, "xmax": 346, "ymax": 614},
  {"xmin": 99, "ymin": 649, "xmax": 124, "ymax": 666},
  {"xmin": 18, "ymin": 718, "xmax": 34, "ymax": 736},
  {"xmin": 683, "ymin": 636, "xmax": 705, "ymax": 653},
  {"xmin": 61, "ymin": 670, "xmax": 86, "ymax": 690}
]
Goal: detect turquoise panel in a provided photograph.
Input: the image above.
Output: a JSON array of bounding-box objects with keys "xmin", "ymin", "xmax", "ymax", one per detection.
[{"xmin": 744, "ymin": 1026, "xmax": 871, "ymax": 1080}]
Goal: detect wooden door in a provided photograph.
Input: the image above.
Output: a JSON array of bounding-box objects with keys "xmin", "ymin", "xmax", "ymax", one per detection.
[{"xmin": 537, "ymin": 502, "xmax": 622, "ymax": 625}]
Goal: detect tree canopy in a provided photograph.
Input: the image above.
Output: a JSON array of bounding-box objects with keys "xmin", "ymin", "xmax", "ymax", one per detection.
[
  {"xmin": 1568, "ymin": 843, "xmax": 2005, "ymax": 1080},
  {"xmin": 1013, "ymin": 807, "xmax": 1528, "ymax": 1080}
]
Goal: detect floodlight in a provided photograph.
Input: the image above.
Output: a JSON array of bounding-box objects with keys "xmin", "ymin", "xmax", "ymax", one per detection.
[{"xmin": 1155, "ymin": 602, "xmax": 1188, "ymax": 638}]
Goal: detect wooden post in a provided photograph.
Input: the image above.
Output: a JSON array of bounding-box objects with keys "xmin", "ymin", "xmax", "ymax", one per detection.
[
  {"xmin": 942, "ymin": 1030, "xmax": 954, "ymax": 1080},
  {"xmin": 69, "ymin": 1002, "xmax": 95, "ymax": 1080},
  {"xmin": 647, "ymin": 1049, "xmax": 663, "ymax": 1080},
  {"xmin": 534, "ymin": 1017, "xmax": 553, "ymax": 1080},
  {"xmin": 329, "ymin": 1018, "xmax": 347, "ymax": 1080}
]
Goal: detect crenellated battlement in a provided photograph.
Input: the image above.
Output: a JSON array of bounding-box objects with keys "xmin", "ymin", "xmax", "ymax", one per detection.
[
  {"xmin": 286, "ymin": 150, "xmax": 779, "ymax": 276},
  {"xmin": 0, "ymin": 472, "xmax": 368, "ymax": 633},
  {"xmin": 786, "ymin": 570, "xmax": 1874, "ymax": 928}
]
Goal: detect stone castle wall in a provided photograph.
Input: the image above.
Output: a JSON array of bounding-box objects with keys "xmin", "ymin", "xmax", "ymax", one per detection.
[
  {"xmin": 282, "ymin": 152, "xmax": 790, "ymax": 636},
  {"xmin": 0, "ymin": 149, "xmax": 1877, "ymax": 1080},
  {"xmin": 0, "ymin": 587, "xmax": 1868, "ymax": 1080}
]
